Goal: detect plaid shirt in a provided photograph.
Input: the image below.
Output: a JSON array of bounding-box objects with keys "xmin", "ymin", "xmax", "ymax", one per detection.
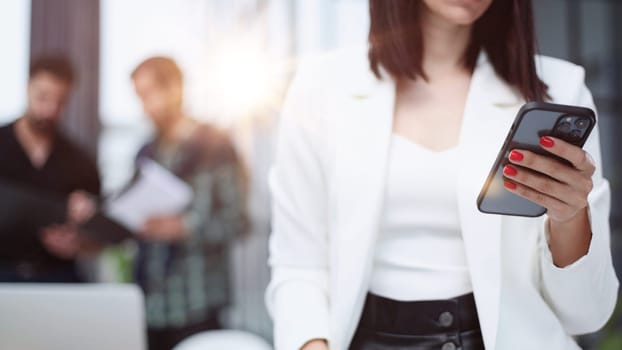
[{"xmin": 134, "ymin": 121, "xmax": 247, "ymax": 329}]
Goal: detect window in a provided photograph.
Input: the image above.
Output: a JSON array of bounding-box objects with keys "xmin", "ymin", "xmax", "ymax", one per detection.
[
  {"xmin": 0, "ymin": 0, "xmax": 30, "ymax": 124},
  {"xmin": 99, "ymin": 0, "xmax": 369, "ymax": 192}
]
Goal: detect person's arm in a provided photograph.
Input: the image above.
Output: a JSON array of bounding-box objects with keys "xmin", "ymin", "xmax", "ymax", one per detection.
[
  {"xmin": 54, "ymin": 155, "xmax": 105, "ymax": 256},
  {"xmin": 503, "ymin": 72, "xmax": 618, "ymax": 334},
  {"xmin": 0, "ymin": 179, "xmax": 99, "ymax": 258},
  {"xmin": 34, "ymin": 189, "xmax": 106, "ymax": 258},
  {"xmin": 0, "ymin": 179, "xmax": 67, "ymax": 251},
  {"xmin": 139, "ymin": 145, "xmax": 247, "ymax": 244},
  {"xmin": 266, "ymin": 61, "xmax": 332, "ymax": 350},
  {"xmin": 540, "ymin": 122, "xmax": 618, "ymax": 334}
]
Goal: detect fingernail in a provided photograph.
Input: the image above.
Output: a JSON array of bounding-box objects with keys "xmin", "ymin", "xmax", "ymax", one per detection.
[
  {"xmin": 540, "ymin": 136, "xmax": 554, "ymax": 148},
  {"xmin": 503, "ymin": 165, "xmax": 518, "ymax": 176},
  {"xmin": 504, "ymin": 180, "xmax": 517, "ymax": 190},
  {"xmin": 509, "ymin": 150, "xmax": 524, "ymax": 162}
]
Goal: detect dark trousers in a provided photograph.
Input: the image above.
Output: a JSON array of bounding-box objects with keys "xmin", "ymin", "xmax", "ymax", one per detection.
[
  {"xmin": 349, "ymin": 293, "xmax": 485, "ymax": 350},
  {"xmin": 147, "ymin": 314, "xmax": 222, "ymax": 350}
]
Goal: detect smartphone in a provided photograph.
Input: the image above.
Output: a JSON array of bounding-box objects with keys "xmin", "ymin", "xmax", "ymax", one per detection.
[{"xmin": 477, "ymin": 101, "xmax": 596, "ymax": 217}]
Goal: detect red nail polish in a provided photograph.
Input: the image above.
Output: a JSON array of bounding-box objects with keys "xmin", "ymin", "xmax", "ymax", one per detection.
[
  {"xmin": 504, "ymin": 180, "xmax": 517, "ymax": 190},
  {"xmin": 509, "ymin": 150, "xmax": 524, "ymax": 162},
  {"xmin": 540, "ymin": 136, "xmax": 554, "ymax": 148},
  {"xmin": 503, "ymin": 165, "xmax": 517, "ymax": 176}
]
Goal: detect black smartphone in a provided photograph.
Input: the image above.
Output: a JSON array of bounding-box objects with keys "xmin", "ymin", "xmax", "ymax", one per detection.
[{"xmin": 477, "ymin": 101, "xmax": 596, "ymax": 217}]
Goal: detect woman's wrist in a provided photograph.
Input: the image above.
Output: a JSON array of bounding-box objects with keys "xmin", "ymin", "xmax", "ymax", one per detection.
[{"xmin": 547, "ymin": 207, "xmax": 592, "ymax": 267}]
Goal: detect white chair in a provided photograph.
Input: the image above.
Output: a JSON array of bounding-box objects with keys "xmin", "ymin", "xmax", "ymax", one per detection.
[{"xmin": 174, "ymin": 329, "xmax": 272, "ymax": 350}]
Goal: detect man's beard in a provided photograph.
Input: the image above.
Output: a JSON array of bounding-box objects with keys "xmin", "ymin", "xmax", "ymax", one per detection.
[{"xmin": 26, "ymin": 115, "xmax": 57, "ymax": 136}]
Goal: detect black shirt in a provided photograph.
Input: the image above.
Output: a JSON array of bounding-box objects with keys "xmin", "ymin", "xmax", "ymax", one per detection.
[{"xmin": 0, "ymin": 121, "xmax": 101, "ymax": 275}]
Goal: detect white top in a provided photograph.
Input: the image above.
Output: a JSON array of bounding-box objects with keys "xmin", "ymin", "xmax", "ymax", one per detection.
[{"xmin": 369, "ymin": 134, "xmax": 473, "ymax": 301}]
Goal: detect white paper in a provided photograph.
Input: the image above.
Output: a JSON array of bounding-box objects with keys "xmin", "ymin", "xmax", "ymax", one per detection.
[{"xmin": 104, "ymin": 158, "xmax": 193, "ymax": 231}]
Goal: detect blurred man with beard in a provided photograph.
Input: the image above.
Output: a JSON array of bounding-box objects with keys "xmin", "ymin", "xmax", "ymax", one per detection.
[
  {"xmin": 130, "ymin": 56, "xmax": 247, "ymax": 350},
  {"xmin": 0, "ymin": 55, "xmax": 101, "ymax": 282}
]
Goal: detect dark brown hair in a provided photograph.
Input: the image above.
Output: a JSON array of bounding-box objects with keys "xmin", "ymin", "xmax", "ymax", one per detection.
[
  {"xmin": 29, "ymin": 55, "xmax": 75, "ymax": 85},
  {"xmin": 368, "ymin": 0, "xmax": 548, "ymax": 101},
  {"xmin": 131, "ymin": 56, "xmax": 183, "ymax": 88}
]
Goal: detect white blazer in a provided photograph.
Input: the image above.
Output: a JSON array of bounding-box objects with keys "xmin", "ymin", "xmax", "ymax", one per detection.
[{"xmin": 265, "ymin": 47, "xmax": 619, "ymax": 350}]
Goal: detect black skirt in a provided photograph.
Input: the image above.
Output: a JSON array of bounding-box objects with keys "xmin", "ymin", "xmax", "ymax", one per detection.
[{"xmin": 349, "ymin": 292, "xmax": 485, "ymax": 350}]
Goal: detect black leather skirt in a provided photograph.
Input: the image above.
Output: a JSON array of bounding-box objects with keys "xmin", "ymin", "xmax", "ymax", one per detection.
[{"xmin": 349, "ymin": 292, "xmax": 485, "ymax": 350}]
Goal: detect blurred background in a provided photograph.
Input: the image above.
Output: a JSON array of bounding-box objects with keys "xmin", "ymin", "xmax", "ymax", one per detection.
[{"xmin": 0, "ymin": 0, "xmax": 620, "ymax": 349}]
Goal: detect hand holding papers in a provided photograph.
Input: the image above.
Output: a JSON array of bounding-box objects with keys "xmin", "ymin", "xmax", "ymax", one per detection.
[{"xmin": 104, "ymin": 158, "xmax": 193, "ymax": 232}]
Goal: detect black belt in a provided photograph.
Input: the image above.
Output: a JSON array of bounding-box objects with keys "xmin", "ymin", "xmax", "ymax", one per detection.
[{"xmin": 358, "ymin": 292, "xmax": 481, "ymax": 335}]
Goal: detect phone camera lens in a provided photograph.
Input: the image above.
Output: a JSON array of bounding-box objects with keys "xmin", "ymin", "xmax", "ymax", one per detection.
[
  {"xmin": 558, "ymin": 121, "xmax": 572, "ymax": 133},
  {"xmin": 570, "ymin": 129, "xmax": 582, "ymax": 139},
  {"xmin": 575, "ymin": 118, "xmax": 588, "ymax": 129}
]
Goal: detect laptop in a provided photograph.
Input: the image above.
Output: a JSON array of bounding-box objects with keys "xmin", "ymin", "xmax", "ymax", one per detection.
[{"xmin": 0, "ymin": 283, "xmax": 146, "ymax": 350}]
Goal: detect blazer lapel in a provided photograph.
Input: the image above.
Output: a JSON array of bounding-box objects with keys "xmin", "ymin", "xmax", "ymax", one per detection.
[
  {"xmin": 456, "ymin": 53, "xmax": 522, "ymax": 349},
  {"xmin": 332, "ymin": 71, "xmax": 396, "ymax": 348}
]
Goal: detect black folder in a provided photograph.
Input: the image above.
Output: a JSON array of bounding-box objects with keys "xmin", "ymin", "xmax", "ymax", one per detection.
[{"xmin": 0, "ymin": 179, "xmax": 131, "ymax": 246}]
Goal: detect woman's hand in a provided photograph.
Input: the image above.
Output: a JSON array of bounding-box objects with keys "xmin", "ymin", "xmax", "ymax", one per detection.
[
  {"xmin": 502, "ymin": 135, "xmax": 594, "ymax": 222},
  {"xmin": 301, "ymin": 339, "xmax": 329, "ymax": 350},
  {"xmin": 502, "ymin": 135, "xmax": 594, "ymax": 266}
]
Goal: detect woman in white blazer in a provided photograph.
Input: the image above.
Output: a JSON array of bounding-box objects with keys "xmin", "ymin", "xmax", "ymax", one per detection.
[{"xmin": 266, "ymin": 1, "xmax": 619, "ymax": 349}]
